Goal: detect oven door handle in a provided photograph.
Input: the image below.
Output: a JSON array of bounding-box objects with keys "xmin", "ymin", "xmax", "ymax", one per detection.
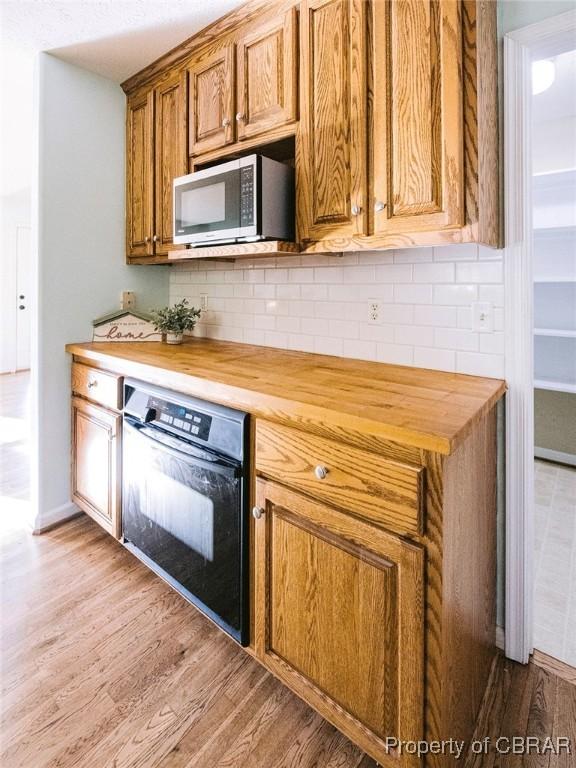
[{"xmin": 124, "ymin": 417, "xmax": 241, "ymax": 480}]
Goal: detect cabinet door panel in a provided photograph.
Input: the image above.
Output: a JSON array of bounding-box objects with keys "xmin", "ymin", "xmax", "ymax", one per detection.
[
  {"xmin": 298, "ymin": 0, "xmax": 367, "ymax": 241},
  {"xmin": 254, "ymin": 478, "xmax": 424, "ymax": 765},
  {"xmin": 236, "ymin": 8, "xmax": 298, "ymax": 141},
  {"xmin": 71, "ymin": 397, "xmax": 121, "ymax": 539},
  {"xmin": 126, "ymin": 91, "xmax": 154, "ymax": 257},
  {"xmin": 154, "ymin": 72, "xmax": 187, "ymax": 255},
  {"xmin": 188, "ymin": 46, "xmax": 235, "ymax": 155},
  {"xmin": 371, "ymin": 0, "xmax": 463, "ymax": 235}
]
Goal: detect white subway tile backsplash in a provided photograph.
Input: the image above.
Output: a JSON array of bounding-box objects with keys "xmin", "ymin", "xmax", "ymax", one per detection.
[
  {"xmin": 394, "ymin": 247, "xmax": 433, "ymax": 263},
  {"xmin": 170, "ymin": 246, "xmax": 505, "ymax": 379},
  {"xmin": 414, "ymin": 347, "xmax": 456, "ymax": 372},
  {"xmin": 434, "ymin": 284, "xmax": 478, "ymax": 305},
  {"xmin": 433, "ymin": 244, "xmax": 478, "ymax": 261},
  {"xmin": 413, "ymin": 262, "xmax": 455, "ymax": 283},
  {"xmin": 435, "ymin": 327, "xmax": 479, "ymax": 352},
  {"xmin": 376, "ymin": 343, "xmax": 414, "ymax": 366},
  {"xmin": 375, "ymin": 263, "xmax": 413, "ymax": 282},
  {"xmin": 414, "ymin": 305, "xmax": 458, "ymax": 327},
  {"xmin": 394, "ymin": 284, "xmax": 433, "ymax": 304},
  {"xmin": 456, "ymin": 261, "xmax": 503, "ymax": 283},
  {"xmin": 456, "ymin": 351, "xmax": 505, "ymax": 378}
]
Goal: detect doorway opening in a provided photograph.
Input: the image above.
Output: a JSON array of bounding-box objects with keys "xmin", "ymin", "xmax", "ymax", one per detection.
[{"xmin": 531, "ymin": 48, "xmax": 576, "ymax": 667}]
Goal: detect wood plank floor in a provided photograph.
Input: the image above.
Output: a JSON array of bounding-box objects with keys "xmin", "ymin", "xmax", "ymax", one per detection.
[{"xmin": 0, "ymin": 514, "xmax": 377, "ymax": 768}]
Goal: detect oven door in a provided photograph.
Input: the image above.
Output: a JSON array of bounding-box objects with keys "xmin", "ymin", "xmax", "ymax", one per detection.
[
  {"xmin": 173, "ymin": 157, "xmax": 257, "ymax": 245},
  {"xmin": 122, "ymin": 417, "xmax": 248, "ymax": 644}
]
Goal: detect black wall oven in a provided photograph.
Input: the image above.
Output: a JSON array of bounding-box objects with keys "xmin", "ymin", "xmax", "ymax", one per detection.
[{"xmin": 122, "ymin": 380, "xmax": 249, "ymax": 645}]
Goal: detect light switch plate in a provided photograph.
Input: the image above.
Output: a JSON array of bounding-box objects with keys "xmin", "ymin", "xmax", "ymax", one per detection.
[
  {"xmin": 472, "ymin": 301, "xmax": 493, "ymax": 332},
  {"xmin": 121, "ymin": 291, "xmax": 136, "ymax": 310}
]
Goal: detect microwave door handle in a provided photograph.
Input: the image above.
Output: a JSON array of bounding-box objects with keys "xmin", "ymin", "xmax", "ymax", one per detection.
[{"xmin": 124, "ymin": 417, "xmax": 240, "ymax": 479}]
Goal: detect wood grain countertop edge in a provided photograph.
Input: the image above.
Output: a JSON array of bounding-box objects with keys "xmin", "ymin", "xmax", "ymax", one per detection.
[{"xmin": 65, "ymin": 340, "xmax": 506, "ymax": 456}]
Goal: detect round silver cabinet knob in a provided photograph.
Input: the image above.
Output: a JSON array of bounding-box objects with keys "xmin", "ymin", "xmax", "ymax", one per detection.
[
  {"xmin": 252, "ymin": 506, "xmax": 264, "ymax": 520},
  {"xmin": 236, "ymin": 113, "xmax": 245, "ymax": 122},
  {"xmin": 153, "ymin": 234, "xmax": 159, "ymax": 243},
  {"xmin": 351, "ymin": 204, "xmax": 362, "ymax": 216},
  {"xmin": 314, "ymin": 465, "xmax": 328, "ymax": 480},
  {"xmin": 222, "ymin": 117, "xmax": 231, "ymax": 127},
  {"xmin": 144, "ymin": 236, "xmax": 150, "ymax": 243},
  {"xmin": 374, "ymin": 201, "xmax": 387, "ymax": 212}
]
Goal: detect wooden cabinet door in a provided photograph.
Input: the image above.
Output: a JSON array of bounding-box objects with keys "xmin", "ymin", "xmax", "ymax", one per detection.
[
  {"xmin": 71, "ymin": 397, "xmax": 121, "ymax": 539},
  {"xmin": 126, "ymin": 89, "xmax": 154, "ymax": 257},
  {"xmin": 236, "ymin": 8, "xmax": 298, "ymax": 141},
  {"xmin": 254, "ymin": 478, "xmax": 424, "ymax": 765},
  {"xmin": 188, "ymin": 45, "xmax": 235, "ymax": 156},
  {"xmin": 153, "ymin": 71, "xmax": 187, "ymax": 256},
  {"xmin": 298, "ymin": 0, "xmax": 368, "ymax": 242},
  {"xmin": 370, "ymin": 0, "xmax": 463, "ymax": 236}
]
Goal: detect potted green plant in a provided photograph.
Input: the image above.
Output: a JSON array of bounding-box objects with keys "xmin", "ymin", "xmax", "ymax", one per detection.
[{"xmin": 150, "ymin": 299, "xmax": 202, "ymax": 345}]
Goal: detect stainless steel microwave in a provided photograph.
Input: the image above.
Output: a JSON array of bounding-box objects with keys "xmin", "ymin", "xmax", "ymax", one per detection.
[{"xmin": 173, "ymin": 154, "xmax": 294, "ymax": 247}]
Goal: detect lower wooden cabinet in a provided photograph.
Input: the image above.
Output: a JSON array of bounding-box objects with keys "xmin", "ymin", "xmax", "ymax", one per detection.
[
  {"xmin": 71, "ymin": 396, "xmax": 121, "ymax": 539},
  {"xmin": 253, "ymin": 477, "xmax": 424, "ymax": 765}
]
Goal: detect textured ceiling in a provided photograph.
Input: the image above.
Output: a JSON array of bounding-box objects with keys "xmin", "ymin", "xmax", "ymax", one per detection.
[{"xmin": 0, "ymin": 0, "xmax": 245, "ymax": 83}]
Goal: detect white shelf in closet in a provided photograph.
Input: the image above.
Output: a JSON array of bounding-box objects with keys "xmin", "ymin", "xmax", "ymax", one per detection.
[
  {"xmin": 534, "ymin": 328, "xmax": 576, "ymax": 338},
  {"xmin": 534, "ymin": 379, "xmax": 576, "ymax": 395}
]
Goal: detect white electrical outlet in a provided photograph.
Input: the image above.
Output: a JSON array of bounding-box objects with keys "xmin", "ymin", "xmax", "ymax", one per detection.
[
  {"xmin": 121, "ymin": 291, "xmax": 136, "ymax": 310},
  {"xmin": 368, "ymin": 300, "xmax": 380, "ymax": 323},
  {"xmin": 472, "ymin": 301, "xmax": 493, "ymax": 332},
  {"xmin": 200, "ymin": 294, "xmax": 209, "ymax": 311}
]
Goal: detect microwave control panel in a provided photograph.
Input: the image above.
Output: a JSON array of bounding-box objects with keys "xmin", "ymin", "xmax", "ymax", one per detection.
[{"xmin": 240, "ymin": 166, "xmax": 255, "ymax": 227}]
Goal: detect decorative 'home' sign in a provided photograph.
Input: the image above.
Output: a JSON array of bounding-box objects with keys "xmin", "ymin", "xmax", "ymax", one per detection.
[{"xmin": 92, "ymin": 310, "xmax": 162, "ymax": 342}]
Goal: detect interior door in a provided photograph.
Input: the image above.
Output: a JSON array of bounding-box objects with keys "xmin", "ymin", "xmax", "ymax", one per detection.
[
  {"xmin": 126, "ymin": 89, "xmax": 154, "ymax": 257},
  {"xmin": 154, "ymin": 71, "xmax": 187, "ymax": 256},
  {"xmin": 188, "ymin": 45, "xmax": 235, "ymax": 156},
  {"xmin": 370, "ymin": 0, "xmax": 464, "ymax": 235},
  {"xmin": 236, "ymin": 8, "xmax": 298, "ymax": 141},
  {"xmin": 253, "ymin": 478, "xmax": 424, "ymax": 765},
  {"xmin": 16, "ymin": 225, "xmax": 31, "ymax": 371},
  {"xmin": 298, "ymin": 0, "xmax": 368, "ymax": 242}
]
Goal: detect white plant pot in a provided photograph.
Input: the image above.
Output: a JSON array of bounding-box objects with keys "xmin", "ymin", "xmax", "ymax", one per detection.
[{"xmin": 165, "ymin": 332, "xmax": 183, "ymax": 345}]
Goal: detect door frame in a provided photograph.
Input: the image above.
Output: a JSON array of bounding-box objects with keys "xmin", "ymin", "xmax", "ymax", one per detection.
[{"xmin": 503, "ymin": 9, "xmax": 576, "ymax": 664}]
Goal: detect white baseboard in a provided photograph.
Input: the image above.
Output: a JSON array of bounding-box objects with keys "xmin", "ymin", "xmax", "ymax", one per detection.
[
  {"xmin": 32, "ymin": 501, "xmax": 81, "ymax": 534},
  {"xmin": 534, "ymin": 446, "xmax": 576, "ymax": 467},
  {"xmin": 496, "ymin": 625, "xmax": 505, "ymax": 651}
]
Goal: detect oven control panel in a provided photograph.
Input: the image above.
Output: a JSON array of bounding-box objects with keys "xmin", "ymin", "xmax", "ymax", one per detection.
[{"xmin": 147, "ymin": 396, "xmax": 212, "ymax": 441}]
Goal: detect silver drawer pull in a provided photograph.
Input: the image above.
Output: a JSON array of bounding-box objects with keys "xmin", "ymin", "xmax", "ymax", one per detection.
[
  {"xmin": 252, "ymin": 506, "xmax": 264, "ymax": 520},
  {"xmin": 314, "ymin": 465, "xmax": 328, "ymax": 480},
  {"xmin": 87, "ymin": 380, "xmax": 98, "ymax": 389}
]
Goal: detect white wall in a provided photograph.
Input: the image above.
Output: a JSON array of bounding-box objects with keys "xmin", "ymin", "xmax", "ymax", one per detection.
[{"xmin": 33, "ymin": 54, "xmax": 169, "ymax": 531}]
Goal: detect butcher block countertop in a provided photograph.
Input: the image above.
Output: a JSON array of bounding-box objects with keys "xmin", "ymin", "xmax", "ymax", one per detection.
[{"xmin": 66, "ymin": 339, "xmax": 505, "ymax": 455}]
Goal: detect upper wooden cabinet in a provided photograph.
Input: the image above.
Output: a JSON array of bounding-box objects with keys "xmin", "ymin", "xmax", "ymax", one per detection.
[
  {"xmin": 298, "ymin": 0, "xmax": 499, "ymax": 249},
  {"xmin": 188, "ymin": 10, "xmax": 299, "ymax": 156},
  {"xmin": 370, "ymin": 0, "xmax": 463, "ymax": 236},
  {"xmin": 188, "ymin": 46, "xmax": 235, "ymax": 155},
  {"xmin": 126, "ymin": 72, "xmax": 186, "ymax": 261},
  {"xmin": 236, "ymin": 8, "xmax": 298, "ymax": 141},
  {"xmin": 298, "ymin": 0, "xmax": 368, "ymax": 242},
  {"xmin": 126, "ymin": 90, "xmax": 153, "ymax": 259}
]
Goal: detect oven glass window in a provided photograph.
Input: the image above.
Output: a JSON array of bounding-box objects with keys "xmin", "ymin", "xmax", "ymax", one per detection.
[{"xmin": 122, "ymin": 422, "xmax": 244, "ymax": 637}]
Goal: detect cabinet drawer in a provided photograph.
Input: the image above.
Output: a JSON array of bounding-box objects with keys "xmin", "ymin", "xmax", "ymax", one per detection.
[
  {"xmin": 71, "ymin": 363, "xmax": 122, "ymax": 411},
  {"xmin": 256, "ymin": 421, "xmax": 424, "ymax": 537}
]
